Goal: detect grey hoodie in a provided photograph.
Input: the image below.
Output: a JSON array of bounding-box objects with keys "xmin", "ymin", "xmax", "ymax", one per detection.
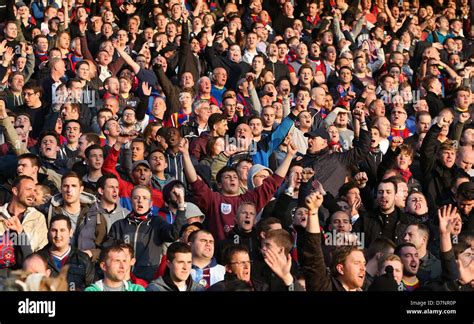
[{"xmin": 246, "ymin": 164, "xmax": 274, "ymax": 191}]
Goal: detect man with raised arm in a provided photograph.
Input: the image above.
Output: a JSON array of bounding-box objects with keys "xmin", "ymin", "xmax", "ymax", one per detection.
[{"xmin": 181, "ymin": 137, "xmax": 297, "ymax": 241}]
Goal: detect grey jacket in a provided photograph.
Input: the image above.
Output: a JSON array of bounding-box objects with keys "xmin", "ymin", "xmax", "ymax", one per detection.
[
  {"xmin": 147, "ymin": 272, "xmax": 205, "ymax": 292},
  {"xmin": 96, "ymin": 204, "xmax": 130, "ymax": 233}
]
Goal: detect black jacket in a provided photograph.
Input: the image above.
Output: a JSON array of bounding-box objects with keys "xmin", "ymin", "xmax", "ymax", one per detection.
[
  {"xmin": 216, "ymin": 227, "xmax": 261, "ymax": 264},
  {"xmin": 360, "ymin": 207, "xmax": 410, "ymax": 246},
  {"xmin": 358, "ymin": 148, "xmax": 383, "ymax": 189},
  {"xmin": 207, "ymin": 273, "xmax": 270, "ymax": 291},
  {"xmin": 419, "ymin": 249, "xmax": 473, "ymax": 291},
  {"xmin": 299, "ymin": 129, "xmax": 371, "ymax": 196},
  {"xmin": 204, "ymin": 45, "xmax": 251, "ymax": 90},
  {"xmin": 251, "ymin": 257, "xmax": 304, "ymax": 291},
  {"xmin": 420, "ymin": 124, "xmax": 458, "ymax": 211},
  {"xmin": 178, "ymin": 20, "xmax": 202, "ymax": 83},
  {"xmin": 106, "ymin": 209, "xmax": 186, "ymax": 282},
  {"xmin": 425, "ymin": 91, "xmax": 446, "ymax": 118},
  {"xmin": 37, "ymin": 245, "xmax": 95, "ymax": 291}
]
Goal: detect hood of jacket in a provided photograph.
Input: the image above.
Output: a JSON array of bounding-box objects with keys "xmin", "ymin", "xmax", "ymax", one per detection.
[
  {"xmin": 50, "ymin": 191, "xmax": 97, "ymax": 208},
  {"xmin": 247, "ymin": 164, "xmax": 273, "ymax": 191}
]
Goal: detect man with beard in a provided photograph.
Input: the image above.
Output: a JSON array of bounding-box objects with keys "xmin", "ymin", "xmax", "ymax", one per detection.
[
  {"xmin": 102, "ymin": 133, "xmax": 164, "ymax": 213},
  {"xmin": 303, "ymin": 191, "xmax": 367, "ymax": 291},
  {"xmin": 85, "ymin": 244, "xmax": 145, "ymax": 292},
  {"xmin": 395, "ymin": 242, "xmax": 421, "ymax": 291},
  {"xmin": 0, "ymin": 176, "xmax": 48, "ymax": 269}
]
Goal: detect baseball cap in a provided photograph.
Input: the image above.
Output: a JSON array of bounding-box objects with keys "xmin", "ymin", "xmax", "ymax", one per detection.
[
  {"xmin": 132, "ymin": 160, "xmax": 151, "ymax": 170},
  {"xmin": 15, "ymin": 2, "xmax": 27, "ymax": 8},
  {"xmin": 304, "ymin": 127, "xmax": 330, "ymax": 142}
]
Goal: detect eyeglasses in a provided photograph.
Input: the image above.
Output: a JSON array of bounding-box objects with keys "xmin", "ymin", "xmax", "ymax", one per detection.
[
  {"xmin": 23, "ymin": 91, "xmax": 36, "ymax": 97},
  {"xmin": 230, "ymin": 261, "xmax": 252, "ymax": 266}
]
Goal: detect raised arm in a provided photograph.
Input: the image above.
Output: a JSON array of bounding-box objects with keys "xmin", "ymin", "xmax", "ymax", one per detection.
[
  {"xmin": 274, "ymin": 140, "xmax": 297, "ymax": 178},
  {"xmin": 303, "ymin": 192, "xmax": 334, "ymax": 291},
  {"xmin": 0, "ymin": 105, "xmax": 28, "ymax": 156},
  {"xmin": 180, "ymin": 137, "xmax": 198, "ymax": 184},
  {"xmin": 420, "ymin": 118, "xmax": 448, "ymax": 177},
  {"xmin": 136, "ymin": 82, "xmax": 151, "ymax": 121},
  {"xmin": 157, "ymin": 187, "xmax": 187, "ymax": 242},
  {"xmin": 114, "ymin": 42, "xmax": 140, "ymax": 74},
  {"xmin": 437, "ymin": 204, "xmax": 460, "ymax": 282}
]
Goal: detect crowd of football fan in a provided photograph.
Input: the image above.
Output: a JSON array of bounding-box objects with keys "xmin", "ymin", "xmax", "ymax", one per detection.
[{"xmin": 0, "ymin": 0, "xmax": 472, "ymax": 292}]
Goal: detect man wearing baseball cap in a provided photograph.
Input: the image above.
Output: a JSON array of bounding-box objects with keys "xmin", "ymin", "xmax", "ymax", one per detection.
[{"xmin": 299, "ymin": 109, "xmax": 371, "ymax": 196}]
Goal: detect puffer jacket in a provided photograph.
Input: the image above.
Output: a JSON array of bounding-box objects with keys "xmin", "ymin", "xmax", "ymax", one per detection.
[
  {"xmin": 47, "ymin": 192, "xmax": 107, "ymax": 262},
  {"xmin": 0, "ymin": 203, "xmax": 48, "ymax": 252}
]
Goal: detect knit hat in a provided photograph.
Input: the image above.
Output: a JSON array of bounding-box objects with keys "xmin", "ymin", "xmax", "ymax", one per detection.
[{"xmin": 368, "ymin": 266, "xmax": 399, "ymax": 291}]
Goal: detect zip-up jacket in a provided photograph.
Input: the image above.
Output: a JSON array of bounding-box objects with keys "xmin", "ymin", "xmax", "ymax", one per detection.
[{"xmin": 106, "ymin": 209, "xmax": 186, "ymax": 282}]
